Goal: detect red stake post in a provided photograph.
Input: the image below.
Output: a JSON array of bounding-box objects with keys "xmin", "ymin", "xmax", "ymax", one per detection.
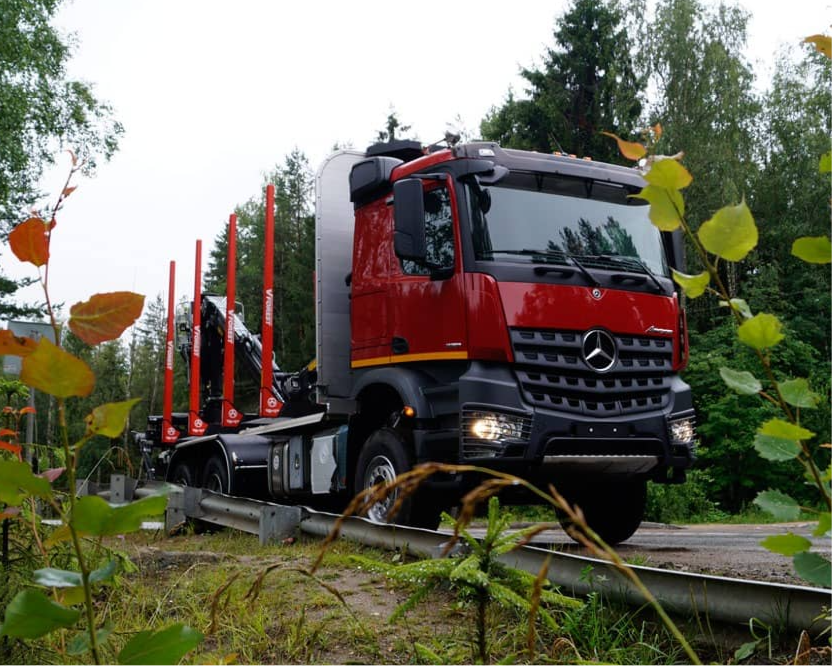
[
  {"xmin": 188, "ymin": 240, "xmax": 207, "ymax": 435},
  {"xmin": 222, "ymin": 214, "xmax": 242, "ymax": 428},
  {"xmin": 259, "ymin": 184, "xmax": 282, "ymax": 417},
  {"xmin": 161, "ymin": 261, "xmax": 179, "ymax": 444}
]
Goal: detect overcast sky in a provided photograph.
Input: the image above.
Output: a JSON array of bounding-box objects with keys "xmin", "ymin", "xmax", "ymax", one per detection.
[{"xmin": 5, "ymin": 0, "xmax": 827, "ymax": 324}]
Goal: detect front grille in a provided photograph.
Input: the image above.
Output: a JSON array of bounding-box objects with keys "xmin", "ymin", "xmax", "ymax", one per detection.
[{"xmin": 511, "ymin": 328, "xmax": 674, "ymax": 416}]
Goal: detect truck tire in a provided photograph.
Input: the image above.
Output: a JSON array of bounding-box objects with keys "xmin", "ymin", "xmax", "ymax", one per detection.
[
  {"xmin": 560, "ymin": 480, "xmax": 646, "ymax": 545},
  {"xmin": 202, "ymin": 455, "xmax": 229, "ymax": 494},
  {"xmin": 354, "ymin": 428, "xmax": 441, "ymax": 530},
  {"xmin": 170, "ymin": 461, "xmax": 196, "ymax": 487}
]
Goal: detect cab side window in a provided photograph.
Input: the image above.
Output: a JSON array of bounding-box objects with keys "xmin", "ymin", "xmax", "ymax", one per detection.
[{"xmin": 401, "ymin": 186, "xmax": 455, "ymax": 275}]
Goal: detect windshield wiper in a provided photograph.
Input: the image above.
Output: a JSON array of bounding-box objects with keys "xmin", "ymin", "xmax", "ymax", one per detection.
[
  {"xmin": 590, "ymin": 254, "xmax": 666, "ymax": 293},
  {"xmin": 482, "ymin": 249, "xmax": 600, "ymax": 286}
]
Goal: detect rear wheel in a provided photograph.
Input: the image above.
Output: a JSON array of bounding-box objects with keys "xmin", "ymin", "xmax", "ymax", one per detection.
[
  {"xmin": 170, "ymin": 461, "xmax": 195, "ymax": 487},
  {"xmin": 560, "ymin": 479, "xmax": 646, "ymax": 545},
  {"xmin": 354, "ymin": 428, "xmax": 441, "ymax": 530},
  {"xmin": 202, "ymin": 455, "xmax": 229, "ymax": 494}
]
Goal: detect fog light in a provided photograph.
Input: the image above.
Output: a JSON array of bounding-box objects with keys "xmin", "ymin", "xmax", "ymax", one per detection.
[
  {"xmin": 670, "ymin": 417, "xmax": 696, "ymax": 444},
  {"xmin": 471, "ymin": 416, "xmax": 500, "ymax": 440}
]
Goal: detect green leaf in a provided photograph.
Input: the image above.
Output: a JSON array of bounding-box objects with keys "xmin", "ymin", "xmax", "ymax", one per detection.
[
  {"xmin": 697, "ymin": 200, "xmax": 758, "ymax": 261},
  {"xmin": 754, "ymin": 433, "xmax": 801, "ymax": 461},
  {"xmin": 643, "ymin": 158, "xmax": 692, "ymax": 190},
  {"xmin": 777, "ymin": 378, "xmax": 821, "ymax": 409},
  {"xmin": 753, "ymin": 490, "xmax": 800, "ymax": 521},
  {"xmin": 34, "ymin": 567, "xmax": 82, "ymax": 588},
  {"xmin": 34, "ymin": 561, "xmax": 116, "ymax": 590},
  {"xmin": 819, "ymin": 151, "xmax": 831, "ymax": 173},
  {"xmin": 814, "ymin": 512, "xmax": 831, "ymax": 537},
  {"xmin": 67, "ymin": 625, "xmax": 113, "ymax": 656},
  {"xmin": 719, "ymin": 367, "xmax": 762, "ymax": 395},
  {"xmin": 760, "ymin": 532, "xmax": 811, "ymax": 556},
  {"xmin": 89, "ymin": 559, "xmax": 118, "ymax": 584},
  {"xmin": 734, "ymin": 640, "xmax": 760, "ymax": 661},
  {"xmin": 71, "ymin": 493, "xmax": 167, "ymax": 537},
  {"xmin": 632, "ymin": 185, "xmax": 684, "ymax": 231},
  {"xmin": 671, "ymin": 268, "xmax": 710, "ymax": 298},
  {"xmin": 791, "ymin": 236, "xmax": 832, "ymax": 264},
  {"xmin": 719, "ymin": 298, "xmax": 753, "ymax": 319},
  {"xmin": 117, "ymin": 623, "xmax": 203, "ymax": 664},
  {"xmin": 0, "ymin": 590, "xmax": 80, "ymax": 638},
  {"xmin": 20, "ymin": 337, "xmax": 95, "ymax": 398},
  {"xmin": 737, "ymin": 313, "xmax": 784, "ymax": 350},
  {"xmin": 85, "ymin": 398, "xmax": 142, "ymax": 438},
  {"xmin": 0, "ymin": 459, "xmax": 53, "ymax": 506},
  {"xmin": 758, "ymin": 418, "xmax": 814, "ymax": 442},
  {"xmin": 792, "ymin": 552, "xmax": 831, "ymax": 588}
]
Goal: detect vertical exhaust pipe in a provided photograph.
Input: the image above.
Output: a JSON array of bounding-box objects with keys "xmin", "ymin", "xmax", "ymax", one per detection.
[
  {"xmin": 222, "ymin": 213, "xmax": 242, "ymax": 427},
  {"xmin": 162, "ymin": 261, "xmax": 179, "ymax": 444},
  {"xmin": 260, "ymin": 184, "xmax": 282, "ymax": 417},
  {"xmin": 188, "ymin": 240, "xmax": 207, "ymax": 435}
]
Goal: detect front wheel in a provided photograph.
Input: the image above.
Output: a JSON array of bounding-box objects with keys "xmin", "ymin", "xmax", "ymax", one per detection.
[
  {"xmin": 354, "ymin": 428, "xmax": 441, "ymax": 530},
  {"xmin": 560, "ymin": 479, "xmax": 646, "ymax": 545}
]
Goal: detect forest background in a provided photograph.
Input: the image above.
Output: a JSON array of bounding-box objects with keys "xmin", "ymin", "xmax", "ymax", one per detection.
[{"xmin": 1, "ymin": 0, "xmax": 829, "ymax": 521}]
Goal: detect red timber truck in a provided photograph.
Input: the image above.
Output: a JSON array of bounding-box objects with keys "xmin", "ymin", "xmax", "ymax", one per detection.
[{"xmin": 137, "ymin": 139, "xmax": 697, "ymax": 544}]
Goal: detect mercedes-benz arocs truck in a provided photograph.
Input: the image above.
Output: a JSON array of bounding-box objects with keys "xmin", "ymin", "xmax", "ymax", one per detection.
[{"xmin": 138, "ymin": 139, "xmax": 696, "ymax": 544}]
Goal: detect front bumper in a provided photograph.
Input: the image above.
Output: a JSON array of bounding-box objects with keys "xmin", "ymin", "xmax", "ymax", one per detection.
[{"xmin": 452, "ymin": 361, "xmax": 696, "ymax": 482}]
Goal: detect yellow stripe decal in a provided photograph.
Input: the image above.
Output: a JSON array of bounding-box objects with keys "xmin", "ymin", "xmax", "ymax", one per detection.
[{"xmin": 351, "ymin": 351, "xmax": 468, "ymax": 368}]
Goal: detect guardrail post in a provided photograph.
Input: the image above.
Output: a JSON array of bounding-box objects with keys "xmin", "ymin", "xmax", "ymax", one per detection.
[
  {"xmin": 165, "ymin": 489, "xmax": 186, "ymax": 532},
  {"xmin": 76, "ymin": 479, "xmax": 102, "ymax": 497},
  {"xmin": 258, "ymin": 505, "xmax": 301, "ymax": 545},
  {"xmin": 109, "ymin": 475, "xmax": 136, "ymax": 504},
  {"xmin": 183, "ymin": 486, "xmax": 204, "ymax": 519}
]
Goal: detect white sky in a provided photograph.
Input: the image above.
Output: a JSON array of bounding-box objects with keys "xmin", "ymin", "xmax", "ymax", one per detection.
[{"xmin": 5, "ymin": 0, "xmax": 829, "ymax": 321}]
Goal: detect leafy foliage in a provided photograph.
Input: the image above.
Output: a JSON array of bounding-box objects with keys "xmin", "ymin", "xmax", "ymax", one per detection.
[
  {"xmin": 355, "ymin": 497, "xmax": 579, "ymax": 662},
  {"xmin": 481, "ymin": 0, "xmax": 643, "ymax": 162},
  {"xmin": 0, "ymin": 164, "xmax": 201, "ymax": 664}
]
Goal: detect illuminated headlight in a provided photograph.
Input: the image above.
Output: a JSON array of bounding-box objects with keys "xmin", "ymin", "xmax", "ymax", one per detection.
[
  {"xmin": 669, "ymin": 417, "xmax": 696, "ymax": 444},
  {"xmin": 469, "ymin": 412, "xmax": 527, "ymax": 441}
]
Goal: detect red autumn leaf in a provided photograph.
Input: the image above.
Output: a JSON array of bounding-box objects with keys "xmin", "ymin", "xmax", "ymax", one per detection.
[
  {"xmin": 40, "ymin": 468, "xmax": 65, "ymax": 483},
  {"xmin": 0, "ymin": 429, "xmax": 17, "ymax": 438},
  {"xmin": 20, "ymin": 338, "xmax": 95, "ymax": 398},
  {"xmin": 63, "ymin": 186, "xmax": 77, "ymax": 198},
  {"xmin": 0, "ymin": 441, "xmax": 22, "ymax": 458},
  {"xmin": 9, "ymin": 217, "xmax": 50, "ymax": 267},
  {"xmin": 653, "ymin": 123, "xmax": 663, "ymax": 140},
  {"xmin": 18, "ymin": 406, "xmax": 36, "ymax": 416},
  {"xmin": 69, "ymin": 292, "xmax": 145, "ymax": 345},
  {"xmin": 0, "ymin": 330, "xmax": 37, "ymax": 357}
]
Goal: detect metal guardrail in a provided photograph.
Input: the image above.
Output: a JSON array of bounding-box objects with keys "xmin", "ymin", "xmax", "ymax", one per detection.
[{"xmin": 85, "ymin": 475, "xmax": 831, "ymax": 636}]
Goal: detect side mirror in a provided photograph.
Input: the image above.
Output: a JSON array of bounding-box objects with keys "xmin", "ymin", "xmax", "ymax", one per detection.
[
  {"xmin": 662, "ymin": 229, "xmax": 686, "ymax": 272},
  {"xmin": 393, "ymin": 179, "xmax": 426, "ymax": 261}
]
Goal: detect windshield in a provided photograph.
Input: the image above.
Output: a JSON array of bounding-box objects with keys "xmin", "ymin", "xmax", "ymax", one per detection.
[{"xmin": 468, "ymin": 171, "xmax": 668, "ymax": 276}]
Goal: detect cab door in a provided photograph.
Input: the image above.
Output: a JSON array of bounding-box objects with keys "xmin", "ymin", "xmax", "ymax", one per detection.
[{"xmin": 388, "ymin": 180, "xmax": 467, "ymax": 364}]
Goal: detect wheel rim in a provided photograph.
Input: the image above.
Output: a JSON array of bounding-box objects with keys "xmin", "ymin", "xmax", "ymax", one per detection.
[{"xmin": 362, "ymin": 454, "xmax": 398, "ymax": 523}]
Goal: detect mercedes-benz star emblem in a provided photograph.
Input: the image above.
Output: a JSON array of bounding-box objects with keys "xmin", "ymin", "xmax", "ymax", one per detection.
[{"xmin": 581, "ymin": 329, "xmax": 617, "ymax": 373}]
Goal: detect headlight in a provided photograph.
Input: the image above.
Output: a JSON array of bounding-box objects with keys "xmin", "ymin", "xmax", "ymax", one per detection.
[{"xmin": 669, "ymin": 417, "xmax": 696, "ymax": 444}]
